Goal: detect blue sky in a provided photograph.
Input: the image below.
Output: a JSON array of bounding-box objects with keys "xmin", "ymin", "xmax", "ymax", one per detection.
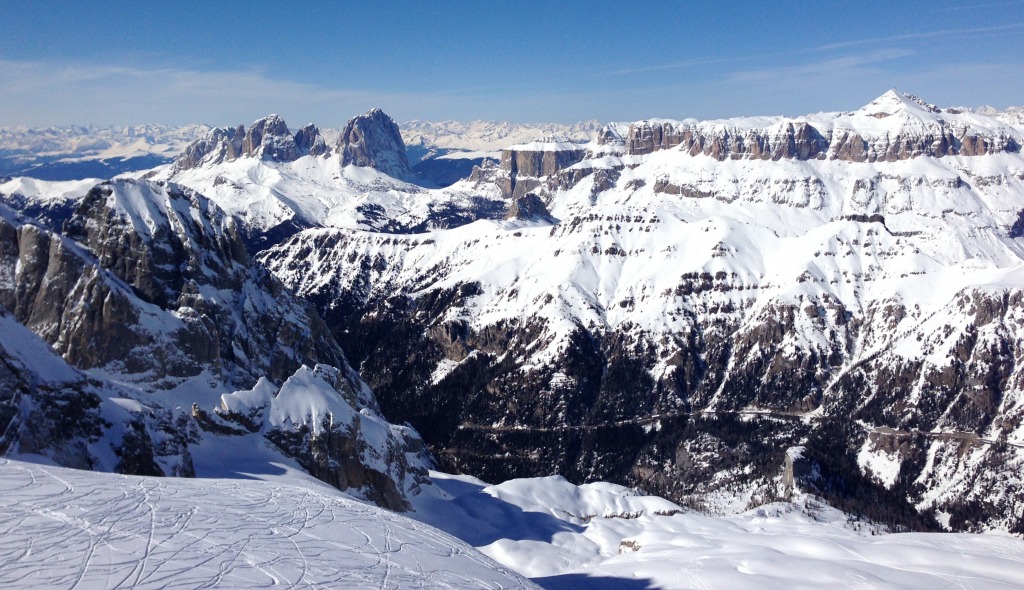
[{"xmin": 1, "ymin": 0, "xmax": 1023, "ymax": 126}]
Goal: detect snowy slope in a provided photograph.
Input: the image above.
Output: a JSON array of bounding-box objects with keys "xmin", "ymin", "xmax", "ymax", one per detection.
[
  {"xmin": 0, "ymin": 458, "xmax": 535, "ymax": 590},
  {"xmin": 413, "ymin": 471, "xmax": 1024, "ymax": 589}
]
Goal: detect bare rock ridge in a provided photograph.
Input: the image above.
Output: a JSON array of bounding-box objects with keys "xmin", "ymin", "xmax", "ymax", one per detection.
[
  {"xmin": 174, "ymin": 115, "xmax": 330, "ymax": 170},
  {"xmin": 0, "ymin": 180, "xmax": 344, "ymax": 386},
  {"xmin": 338, "ymin": 108, "xmax": 414, "ymax": 180}
]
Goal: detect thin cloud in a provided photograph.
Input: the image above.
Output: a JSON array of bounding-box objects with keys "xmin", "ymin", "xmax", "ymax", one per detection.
[
  {"xmin": 597, "ymin": 21, "xmax": 1024, "ymax": 81},
  {"xmin": 603, "ymin": 56, "xmax": 745, "ymax": 76},
  {"xmin": 939, "ymin": 1, "xmax": 1024, "ymax": 11},
  {"xmin": 728, "ymin": 49, "xmax": 916, "ymax": 83},
  {"xmin": 814, "ymin": 22, "xmax": 1024, "ymax": 51},
  {"xmin": 0, "ymin": 59, "xmax": 479, "ymax": 126}
]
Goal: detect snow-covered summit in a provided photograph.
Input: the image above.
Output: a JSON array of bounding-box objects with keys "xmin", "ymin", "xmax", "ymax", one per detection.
[{"xmin": 859, "ymin": 89, "xmax": 941, "ymax": 117}]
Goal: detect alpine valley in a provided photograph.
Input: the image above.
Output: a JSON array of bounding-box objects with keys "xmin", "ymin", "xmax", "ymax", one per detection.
[{"xmin": 3, "ymin": 90, "xmax": 1024, "ymax": 588}]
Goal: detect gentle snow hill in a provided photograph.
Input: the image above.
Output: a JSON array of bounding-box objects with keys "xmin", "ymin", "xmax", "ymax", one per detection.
[
  {"xmin": 0, "ymin": 458, "xmax": 536, "ymax": 590},
  {"xmin": 412, "ymin": 471, "xmax": 1024, "ymax": 589}
]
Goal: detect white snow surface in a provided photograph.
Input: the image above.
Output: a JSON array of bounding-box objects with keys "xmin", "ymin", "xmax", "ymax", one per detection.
[
  {"xmin": 0, "ymin": 458, "xmax": 535, "ymax": 590},
  {"xmin": 411, "ymin": 472, "xmax": 1024, "ymax": 589},
  {"xmin": 401, "ymin": 119, "xmax": 602, "ymax": 153},
  {"xmin": 156, "ymin": 153, "xmax": 499, "ymax": 234},
  {"xmin": 4, "ymin": 455, "xmax": 1022, "ymax": 590},
  {"xmin": 0, "ymin": 124, "xmax": 208, "ymax": 171},
  {"xmin": 0, "ymin": 176, "xmax": 98, "ymax": 202}
]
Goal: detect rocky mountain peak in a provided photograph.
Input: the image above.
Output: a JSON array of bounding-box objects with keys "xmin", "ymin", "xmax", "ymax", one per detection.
[
  {"xmin": 338, "ymin": 108, "xmax": 413, "ymax": 180},
  {"xmin": 505, "ymin": 193, "xmax": 556, "ymax": 223},
  {"xmin": 173, "ymin": 115, "xmax": 330, "ymax": 171},
  {"xmin": 242, "ymin": 114, "xmax": 295, "ymax": 160},
  {"xmin": 859, "ymin": 89, "xmax": 941, "ymax": 118},
  {"xmin": 294, "ymin": 123, "xmax": 330, "ymax": 157}
]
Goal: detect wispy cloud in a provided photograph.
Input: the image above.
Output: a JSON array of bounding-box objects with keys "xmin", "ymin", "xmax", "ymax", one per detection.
[
  {"xmin": 814, "ymin": 22, "xmax": 1024, "ymax": 51},
  {"xmin": 939, "ymin": 1, "xmax": 1024, "ymax": 11},
  {"xmin": 0, "ymin": 59, "xmax": 501, "ymax": 126},
  {"xmin": 728, "ymin": 49, "xmax": 916, "ymax": 83},
  {"xmin": 603, "ymin": 56, "xmax": 746, "ymax": 76},
  {"xmin": 595, "ymin": 21, "xmax": 1024, "ymax": 83}
]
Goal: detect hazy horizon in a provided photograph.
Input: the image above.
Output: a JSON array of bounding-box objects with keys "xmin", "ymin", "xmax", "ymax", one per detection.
[{"xmin": 2, "ymin": 1, "xmax": 1023, "ymax": 127}]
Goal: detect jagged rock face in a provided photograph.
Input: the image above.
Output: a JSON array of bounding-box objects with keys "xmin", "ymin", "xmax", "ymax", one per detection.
[
  {"xmin": 0, "ymin": 179, "xmax": 345, "ymax": 387},
  {"xmin": 242, "ymin": 114, "xmax": 297, "ymax": 160},
  {"xmin": 173, "ymin": 116, "xmax": 329, "ymax": 171},
  {"xmin": 496, "ymin": 142, "xmax": 587, "ymax": 200},
  {"xmin": 505, "ymin": 194, "xmax": 555, "ymax": 222},
  {"xmin": 1, "ymin": 188, "xmax": 432, "ymax": 510},
  {"xmin": 0, "ymin": 304, "xmax": 197, "ymax": 478},
  {"xmin": 338, "ymin": 108, "xmax": 413, "ymax": 179},
  {"xmin": 621, "ymin": 92, "xmax": 1021, "ymax": 162},
  {"xmin": 63, "ymin": 180, "xmax": 249, "ymax": 307},
  {"xmin": 626, "ymin": 120, "xmax": 831, "ymax": 160},
  {"xmin": 175, "ymin": 125, "xmax": 245, "ymax": 170},
  {"xmin": 295, "ymin": 123, "xmax": 330, "ymax": 157}
]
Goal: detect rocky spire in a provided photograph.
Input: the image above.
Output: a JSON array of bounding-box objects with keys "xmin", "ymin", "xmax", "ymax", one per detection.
[
  {"xmin": 173, "ymin": 116, "xmax": 330, "ymax": 171},
  {"xmin": 294, "ymin": 123, "xmax": 330, "ymax": 157},
  {"xmin": 338, "ymin": 108, "xmax": 413, "ymax": 180},
  {"xmin": 242, "ymin": 114, "xmax": 294, "ymax": 160}
]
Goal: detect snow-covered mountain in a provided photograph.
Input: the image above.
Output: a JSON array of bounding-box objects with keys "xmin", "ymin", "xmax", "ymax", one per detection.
[
  {"xmin": 0, "ymin": 123, "xmax": 208, "ymax": 180},
  {"xmin": 153, "ymin": 110, "xmax": 511, "ymax": 248},
  {"xmin": 0, "ymin": 179, "xmax": 433, "ymax": 509},
  {"xmin": 401, "ymin": 118, "xmax": 602, "ymax": 158},
  {"xmin": 256, "ymin": 91, "xmax": 1024, "ymax": 533},
  {"xmin": 399, "ymin": 119, "xmax": 601, "ymax": 188}
]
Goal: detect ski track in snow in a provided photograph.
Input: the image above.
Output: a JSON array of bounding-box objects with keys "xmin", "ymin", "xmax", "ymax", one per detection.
[{"xmin": 0, "ymin": 459, "xmax": 535, "ymax": 590}]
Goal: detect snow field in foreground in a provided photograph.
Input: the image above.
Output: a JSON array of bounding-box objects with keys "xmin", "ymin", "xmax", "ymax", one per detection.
[
  {"xmin": 0, "ymin": 459, "xmax": 535, "ymax": 589},
  {"xmin": 3, "ymin": 457, "xmax": 1024, "ymax": 589}
]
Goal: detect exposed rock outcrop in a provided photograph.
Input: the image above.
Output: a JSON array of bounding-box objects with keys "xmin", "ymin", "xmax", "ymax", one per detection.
[
  {"xmin": 1, "ymin": 179, "xmax": 345, "ymax": 387},
  {"xmin": 173, "ymin": 116, "xmax": 330, "ymax": 171},
  {"xmin": 494, "ymin": 140, "xmax": 588, "ymax": 200},
  {"xmin": 338, "ymin": 108, "xmax": 414, "ymax": 180},
  {"xmin": 505, "ymin": 194, "xmax": 555, "ymax": 223},
  {"xmin": 216, "ymin": 364, "xmax": 432, "ymax": 511}
]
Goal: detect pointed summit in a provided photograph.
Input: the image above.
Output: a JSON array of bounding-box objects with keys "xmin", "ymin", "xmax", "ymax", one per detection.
[
  {"xmin": 859, "ymin": 90, "xmax": 939, "ymax": 118},
  {"xmin": 243, "ymin": 114, "xmax": 296, "ymax": 160},
  {"xmin": 338, "ymin": 108, "xmax": 413, "ymax": 180}
]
